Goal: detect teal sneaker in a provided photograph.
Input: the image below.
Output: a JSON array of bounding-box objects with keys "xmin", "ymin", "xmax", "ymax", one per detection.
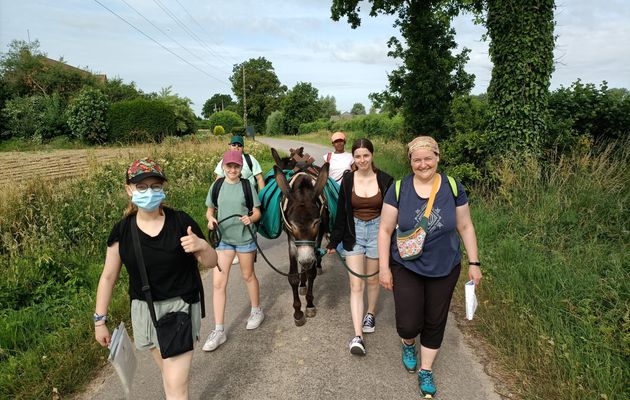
[
  {"xmin": 418, "ymin": 369, "xmax": 437, "ymax": 398},
  {"xmin": 401, "ymin": 340, "xmax": 417, "ymax": 373}
]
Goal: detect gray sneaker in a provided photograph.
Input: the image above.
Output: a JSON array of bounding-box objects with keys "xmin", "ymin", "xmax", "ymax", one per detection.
[
  {"xmin": 349, "ymin": 336, "xmax": 366, "ymax": 356},
  {"xmin": 246, "ymin": 308, "xmax": 265, "ymax": 330},
  {"xmin": 202, "ymin": 329, "xmax": 226, "ymax": 352},
  {"xmin": 362, "ymin": 313, "xmax": 375, "ymax": 333}
]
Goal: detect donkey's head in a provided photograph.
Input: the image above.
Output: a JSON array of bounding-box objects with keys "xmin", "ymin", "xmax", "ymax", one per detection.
[{"xmin": 274, "ymin": 163, "xmax": 330, "ymax": 269}]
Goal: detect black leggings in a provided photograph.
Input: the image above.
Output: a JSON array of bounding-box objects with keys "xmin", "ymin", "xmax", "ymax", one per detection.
[{"xmin": 391, "ymin": 262, "xmax": 461, "ymax": 349}]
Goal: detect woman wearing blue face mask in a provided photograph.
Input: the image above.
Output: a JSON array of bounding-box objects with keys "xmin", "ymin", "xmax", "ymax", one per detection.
[{"xmin": 94, "ymin": 158, "xmax": 217, "ymax": 400}]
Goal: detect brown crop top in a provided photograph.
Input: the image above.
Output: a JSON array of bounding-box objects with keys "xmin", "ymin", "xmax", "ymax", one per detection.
[{"xmin": 351, "ymin": 191, "xmax": 383, "ymax": 221}]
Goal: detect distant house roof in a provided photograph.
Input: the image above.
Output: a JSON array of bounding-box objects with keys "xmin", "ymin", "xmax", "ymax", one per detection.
[{"xmin": 42, "ymin": 57, "xmax": 107, "ymax": 84}]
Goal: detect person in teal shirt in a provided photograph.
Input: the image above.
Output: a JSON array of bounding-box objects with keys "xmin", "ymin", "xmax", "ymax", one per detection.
[{"xmin": 202, "ymin": 150, "xmax": 264, "ymax": 353}]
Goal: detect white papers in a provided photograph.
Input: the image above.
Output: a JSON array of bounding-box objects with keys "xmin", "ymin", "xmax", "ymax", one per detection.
[
  {"xmin": 108, "ymin": 322, "xmax": 137, "ymax": 397},
  {"xmin": 465, "ymin": 280, "xmax": 478, "ymax": 320}
]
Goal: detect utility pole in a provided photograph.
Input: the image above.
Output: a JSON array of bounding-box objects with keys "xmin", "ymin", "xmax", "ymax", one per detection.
[{"xmin": 242, "ymin": 65, "xmax": 247, "ymax": 128}]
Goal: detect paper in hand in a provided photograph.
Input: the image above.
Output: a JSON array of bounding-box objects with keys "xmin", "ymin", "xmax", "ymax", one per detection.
[
  {"xmin": 465, "ymin": 280, "xmax": 478, "ymax": 320},
  {"xmin": 108, "ymin": 322, "xmax": 137, "ymax": 397}
]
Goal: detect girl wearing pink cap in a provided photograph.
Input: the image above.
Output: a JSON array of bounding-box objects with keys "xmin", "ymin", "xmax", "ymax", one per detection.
[{"xmin": 202, "ymin": 150, "xmax": 264, "ymax": 352}]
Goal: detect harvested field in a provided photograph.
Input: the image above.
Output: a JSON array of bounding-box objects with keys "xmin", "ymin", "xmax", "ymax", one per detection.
[{"xmin": 0, "ymin": 147, "xmax": 151, "ymax": 184}]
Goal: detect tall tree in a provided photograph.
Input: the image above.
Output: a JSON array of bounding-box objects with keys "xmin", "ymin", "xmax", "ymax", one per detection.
[
  {"xmin": 351, "ymin": 102, "xmax": 366, "ymax": 115},
  {"xmin": 202, "ymin": 93, "xmax": 234, "ymax": 118},
  {"xmin": 481, "ymin": 0, "xmax": 556, "ymax": 154},
  {"xmin": 282, "ymin": 82, "xmax": 321, "ymax": 134},
  {"xmin": 318, "ymin": 95, "xmax": 339, "ymax": 118},
  {"xmin": 332, "ymin": 0, "xmax": 474, "ymax": 141},
  {"xmin": 229, "ymin": 57, "xmax": 286, "ymax": 132}
]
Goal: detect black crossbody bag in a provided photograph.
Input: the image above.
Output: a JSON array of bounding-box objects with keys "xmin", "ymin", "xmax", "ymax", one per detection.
[{"xmin": 131, "ymin": 215, "xmax": 196, "ymax": 359}]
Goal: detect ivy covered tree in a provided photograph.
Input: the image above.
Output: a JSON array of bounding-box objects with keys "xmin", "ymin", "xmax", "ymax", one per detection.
[
  {"xmin": 66, "ymin": 86, "xmax": 109, "ymax": 143},
  {"xmin": 282, "ymin": 82, "xmax": 321, "ymax": 134},
  {"xmin": 480, "ymin": 0, "xmax": 556, "ymax": 154},
  {"xmin": 332, "ymin": 0, "xmax": 474, "ymax": 141},
  {"xmin": 229, "ymin": 57, "xmax": 287, "ymax": 132}
]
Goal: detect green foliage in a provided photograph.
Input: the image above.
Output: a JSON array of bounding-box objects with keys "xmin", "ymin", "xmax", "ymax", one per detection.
[
  {"xmin": 102, "ymin": 77, "xmax": 142, "ymax": 102},
  {"xmin": 108, "ymin": 98, "xmax": 176, "ymax": 143},
  {"xmin": 299, "ymin": 119, "xmax": 329, "ymax": 134},
  {"xmin": 0, "ymin": 39, "xmax": 97, "ymax": 100},
  {"xmin": 66, "ymin": 87, "xmax": 110, "ymax": 144},
  {"xmin": 156, "ymin": 86, "xmax": 196, "ymax": 136},
  {"xmin": 282, "ymin": 82, "xmax": 321, "ymax": 135},
  {"xmin": 202, "ymin": 93, "xmax": 234, "ymax": 118},
  {"xmin": 327, "ymin": 113, "xmax": 404, "ymax": 138},
  {"xmin": 318, "ymin": 95, "xmax": 338, "ymax": 119},
  {"xmin": 208, "ymin": 110, "xmax": 243, "ymax": 133},
  {"xmin": 231, "ymin": 125, "xmax": 246, "ymax": 135},
  {"xmin": 473, "ymin": 144, "xmax": 629, "ymax": 399},
  {"xmin": 332, "ymin": 1, "xmax": 474, "ymax": 142},
  {"xmin": 2, "ymin": 93, "xmax": 69, "ymax": 141},
  {"xmin": 546, "ymin": 80, "xmax": 630, "ymax": 150},
  {"xmin": 265, "ymin": 110, "xmax": 285, "ymax": 136},
  {"xmin": 350, "ymin": 102, "xmax": 366, "ymax": 115},
  {"xmin": 213, "ymin": 125, "xmax": 225, "ymax": 135},
  {"xmin": 483, "ymin": 0, "xmax": 555, "ymax": 154},
  {"xmin": 229, "ymin": 57, "xmax": 287, "ymax": 132}
]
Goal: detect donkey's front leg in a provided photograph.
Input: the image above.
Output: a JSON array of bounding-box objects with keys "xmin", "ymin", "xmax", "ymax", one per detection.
[
  {"xmin": 288, "ymin": 254, "xmax": 305, "ymax": 326},
  {"xmin": 305, "ymin": 261, "xmax": 317, "ymax": 318}
]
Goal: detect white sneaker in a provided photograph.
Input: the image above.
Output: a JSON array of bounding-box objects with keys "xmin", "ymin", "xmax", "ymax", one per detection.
[
  {"xmin": 202, "ymin": 329, "xmax": 227, "ymax": 352},
  {"xmin": 246, "ymin": 308, "xmax": 265, "ymax": 330}
]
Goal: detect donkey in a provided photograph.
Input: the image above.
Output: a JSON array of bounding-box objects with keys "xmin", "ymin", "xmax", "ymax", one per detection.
[{"xmin": 273, "ymin": 163, "xmax": 330, "ymax": 326}]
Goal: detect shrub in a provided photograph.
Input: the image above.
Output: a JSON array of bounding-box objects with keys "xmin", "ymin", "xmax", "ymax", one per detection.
[
  {"xmin": 328, "ymin": 113, "xmax": 404, "ymax": 138},
  {"xmin": 265, "ymin": 110, "xmax": 284, "ymax": 136},
  {"xmin": 108, "ymin": 98, "xmax": 176, "ymax": 143},
  {"xmin": 66, "ymin": 87, "xmax": 110, "ymax": 144},
  {"xmin": 196, "ymin": 119, "xmax": 212, "ymax": 129},
  {"xmin": 2, "ymin": 94, "xmax": 69, "ymax": 141},
  {"xmin": 298, "ymin": 119, "xmax": 329, "ymax": 134},
  {"xmin": 208, "ymin": 110, "xmax": 242, "ymax": 133},
  {"xmin": 213, "ymin": 125, "xmax": 225, "ymax": 135},
  {"xmin": 231, "ymin": 125, "xmax": 246, "ymax": 135}
]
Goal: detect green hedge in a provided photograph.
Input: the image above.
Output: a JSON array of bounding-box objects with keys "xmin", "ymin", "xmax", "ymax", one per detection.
[
  {"xmin": 108, "ymin": 98, "xmax": 177, "ymax": 143},
  {"xmin": 298, "ymin": 114, "xmax": 405, "ymax": 138}
]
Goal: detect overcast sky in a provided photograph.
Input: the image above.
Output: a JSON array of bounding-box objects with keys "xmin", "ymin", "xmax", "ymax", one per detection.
[{"xmin": 1, "ymin": 0, "xmax": 629, "ymax": 116}]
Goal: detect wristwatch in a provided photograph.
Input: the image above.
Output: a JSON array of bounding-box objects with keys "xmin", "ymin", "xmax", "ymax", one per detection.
[
  {"xmin": 93, "ymin": 313, "xmax": 108, "ymax": 322},
  {"xmin": 468, "ymin": 261, "xmax": 481, "ymax": 266}
]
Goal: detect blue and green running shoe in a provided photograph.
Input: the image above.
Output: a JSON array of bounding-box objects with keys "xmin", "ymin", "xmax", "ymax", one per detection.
[
  {"xmin": 401, "ymin": 340, "xmax": 417, "ymax": 373},
  {"xmin": 418, "ymin": 369, "xmax": 437, "ymax": 398}
]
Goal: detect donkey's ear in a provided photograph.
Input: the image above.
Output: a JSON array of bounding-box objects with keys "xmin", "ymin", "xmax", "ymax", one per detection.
[
  {"xmin": 271, "ymin": 148, "xmax": 283, "ymax": 166},
  {"xmin": 296, "ymin": 147, "xmax": 304, "ymax": 156},
  {"xmin": 313, "ymin": 162, "xmax": 330, "ymax": 197},
  {"xmin": 273, "ymin": 165, "xmax": 291, "ymax": 197}
]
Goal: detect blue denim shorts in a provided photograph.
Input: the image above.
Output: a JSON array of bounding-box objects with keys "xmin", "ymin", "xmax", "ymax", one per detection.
[
  {"xmin": 216, "ymin": 240, "xmax": 257, "ymax": 253},
  {"xmin": 338, "ymin": 216, "xmax": 380, "ymax": 259}
]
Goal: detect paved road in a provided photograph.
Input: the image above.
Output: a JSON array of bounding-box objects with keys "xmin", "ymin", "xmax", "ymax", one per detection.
[{"xmin": 84, "ymin": 137, "xmax": 500, "ymax": 400}]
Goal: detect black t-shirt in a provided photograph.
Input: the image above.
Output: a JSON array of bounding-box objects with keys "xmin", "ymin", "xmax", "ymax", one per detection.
[{"xmin": 107, "ymin": 207, "xmax": 205, "ymax": 302}]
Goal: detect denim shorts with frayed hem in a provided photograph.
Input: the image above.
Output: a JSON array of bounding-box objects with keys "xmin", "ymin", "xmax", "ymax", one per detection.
[
  {"xmin": 216, "ymin": 240, "xmax": 257, "ymax": 253},
  {"xmin": 338, "ymin": 216, "xmax": 380, "ymax": 259}
]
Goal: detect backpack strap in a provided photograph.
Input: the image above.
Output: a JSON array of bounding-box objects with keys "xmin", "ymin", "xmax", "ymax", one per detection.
[
  {"xmin": 396, "ymin": 175, "xmax": 458, "ymax": 204},
  {"xmin": 211, "ymin": 177, "xmax": 225, "ymax": 208},
  {"xmin": 326, "ymin": 152, "xmax": 332, "ymax": 163},
  {"xmin": 240, "ymin": 178, "xmax": 254, "ymax": 216},
  {"xmin": 243, "ymin": 153, "xmax": 253, "ymax": 171}
]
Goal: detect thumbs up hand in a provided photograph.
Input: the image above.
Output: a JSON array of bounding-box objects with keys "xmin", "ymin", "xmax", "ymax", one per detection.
[{"xmin": 181, "ymin": 226, "xmax": 205, "ymax": 253}]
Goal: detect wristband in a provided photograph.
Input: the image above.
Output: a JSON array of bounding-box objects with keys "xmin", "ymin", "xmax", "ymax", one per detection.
[
  {"xmin": 468, "ymin": 261, "xmax": 481, "ymax": 266},
  {"xmin": 93, "ymin": 312, "xmax": 108, "ymax": 322}
]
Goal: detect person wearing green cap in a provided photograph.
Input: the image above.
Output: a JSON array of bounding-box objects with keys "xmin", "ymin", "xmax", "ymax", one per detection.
[{"xmin": 214, "ymin": 135, "xmax": 265, "ymax": 192}]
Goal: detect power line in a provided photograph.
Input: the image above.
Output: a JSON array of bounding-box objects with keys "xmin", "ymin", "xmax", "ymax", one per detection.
[
  {"xmin": 119, "ymin": 0, "xmax": 230, "ymax": 76},
  {"xmin": 173, "ymin": 0, "xmax": 241, "ymax": 65},
  {"xmin": 93, "ymin": 0, "xmax": 227, "ymax": 84},
  {"xmin": 151, "ymin": 0, "xmax": 233, "ymax": 69}
]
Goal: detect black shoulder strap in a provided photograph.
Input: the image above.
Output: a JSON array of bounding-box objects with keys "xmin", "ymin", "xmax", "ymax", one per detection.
[
  {"xmin": 211, "ymin": 177, "xmax": 225, "ymax": 208},
  {"xmin": 241, "ymin": 178, "xmax": 254, "ymax": 215},
  {"xmin": 243, "ymin": 153, "xmax": 253, "ymax": 171},
  {"xmin": 130, "ymin": 216, "xmax": 159, "ymax": 327},
  {"xmin": 171, "ymin": 210, "xmax": 206, "ymax": 319}
]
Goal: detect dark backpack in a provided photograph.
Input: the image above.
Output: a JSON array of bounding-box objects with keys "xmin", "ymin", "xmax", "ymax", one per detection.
[{"xmin": 211, "ymin": 177, "xmax": 254, "ymax": 217}]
